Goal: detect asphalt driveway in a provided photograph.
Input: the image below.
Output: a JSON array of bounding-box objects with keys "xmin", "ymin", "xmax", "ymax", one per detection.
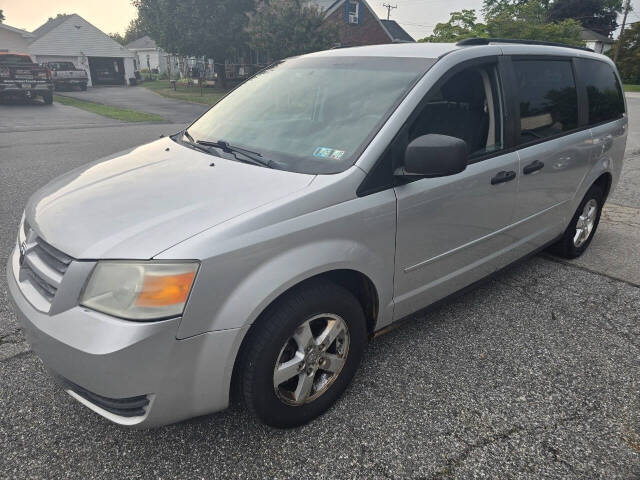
[
  {"xmin": 56, "ymin": 85, "xmax": 209, "ymax": 124},
  {"xmin": 0, "ymin": 94, "xmax": 638, "ymax": 479}
]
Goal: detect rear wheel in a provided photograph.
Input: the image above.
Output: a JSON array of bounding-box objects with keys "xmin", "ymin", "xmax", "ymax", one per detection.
[
  {"xmin": 549, "ymin": 184, "xmax": 604, "ymax": 259},
  {"xmin": 80, "ymin": 83, "xmax": 87, "ymax": 91},
  {"xmin": 238, "ymin": 280, "xmax": 367, "ymax": 428},
  {"xmin": 42, "ymin": 92, "xmax": 53, "ymax": 105}
]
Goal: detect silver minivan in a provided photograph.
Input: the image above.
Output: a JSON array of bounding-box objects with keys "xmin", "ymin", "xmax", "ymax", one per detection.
[{"xmin": 8, "ymin": 40, "xmax": 627, "ymax": 428}]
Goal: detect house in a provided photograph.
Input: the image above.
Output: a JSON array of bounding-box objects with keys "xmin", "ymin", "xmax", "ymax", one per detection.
[
  {"xmin": 380, "ymin": 19, "xmax": 415, "ymax": 43},
  {"xmin": 28, "ymin": 14, "xmax": 136, "ymax": 86},
  {"xmin": 126, "ymin": 35, "xmax": 167, "ymax": 74},
  {"xmin": 581, "ymin": 28, "xmax": 614, "ymax": 54},
  {"xmin": 312, "ymin": 0, "xmax": 415, "ymax": 47},
  {"xmin": 0, "ymin": 23, "xmax": 35, "ymax": 53}
]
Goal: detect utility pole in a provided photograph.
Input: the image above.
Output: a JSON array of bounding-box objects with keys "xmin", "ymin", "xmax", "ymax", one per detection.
[
  {"xmin": 382, "ymin": 3, "xmax": 397, "ymax": 20},
  {"xmin": 614, "ymin": 0, "xmax": 631, "ymax": 63}
]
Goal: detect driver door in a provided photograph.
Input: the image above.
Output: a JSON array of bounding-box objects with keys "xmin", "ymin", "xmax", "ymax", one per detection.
[{"xmin": 393, "ymin": 59, "xmax": 521, "ymax": 319}]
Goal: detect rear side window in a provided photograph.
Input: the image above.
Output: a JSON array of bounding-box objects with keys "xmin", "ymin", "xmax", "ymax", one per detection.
[
  {"xmin": 579, "ymin": 59, "xmax": 625, "ymax": 125},
  {"xmin": 513, "ymin": 60, "xmax": 578, "ymax": 145}
]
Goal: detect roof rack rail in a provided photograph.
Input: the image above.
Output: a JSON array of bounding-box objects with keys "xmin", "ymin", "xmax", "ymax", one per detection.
[{"xmin": 456, "ymin": 38, "xmax": 594, "ymax": 53}]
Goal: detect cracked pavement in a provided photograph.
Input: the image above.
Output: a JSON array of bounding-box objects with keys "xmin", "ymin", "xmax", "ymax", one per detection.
[{"xmin": 0, "ymin": 94, "xmax": 639, "ymax": 479}]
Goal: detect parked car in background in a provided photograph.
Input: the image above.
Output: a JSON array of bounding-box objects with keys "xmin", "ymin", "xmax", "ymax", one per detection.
[
  {"xmin": 7, "ymin": 40, "xmax": 627, "ymax": 429},
  {"xmin": 43, "ymin": 61, "xmax": 88, "ymax": 91},
  {"xmin": 0, "ymin": 53, "xmax": 53, "ymax": 104}
]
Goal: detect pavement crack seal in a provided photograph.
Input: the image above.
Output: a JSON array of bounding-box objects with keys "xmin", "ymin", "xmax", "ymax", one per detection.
[
  {"xmin": 0, "ymin": 349, "xmax": 33, "ymax": 363},
  {"xmin": 429, "ymin": 412, "xmax": 588, "ymax": 479},
  {"xmin": 542, "ymin": 254, "xmax": 640, "ymax": 290},
  {"xmin": 495, "ymin": 268, "xmax": 640, "ymax": 352}
]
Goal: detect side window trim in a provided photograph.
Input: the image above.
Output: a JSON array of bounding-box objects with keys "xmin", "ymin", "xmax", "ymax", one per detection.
[{"xmin": 572, "ymin": 57, "xmax": 589, "ymax": 128}]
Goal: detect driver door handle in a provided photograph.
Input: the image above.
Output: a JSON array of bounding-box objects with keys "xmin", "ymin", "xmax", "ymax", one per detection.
[
  {"xmin": 491, "ymin": 170, "xmax": 516, "ymax": 185},
  {"xmin": 523, "ymin": 160, "xmax": 545, "ymax": 175}
]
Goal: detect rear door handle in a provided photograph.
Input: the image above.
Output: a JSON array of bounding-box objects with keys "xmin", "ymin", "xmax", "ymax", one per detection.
[
  {"xmin": 491, "ymin": 170, "xmax": 516, "ymax": 185},
  {"xmin": 523, "ymin": 160, "xmax": 545, "ymax": 175}
]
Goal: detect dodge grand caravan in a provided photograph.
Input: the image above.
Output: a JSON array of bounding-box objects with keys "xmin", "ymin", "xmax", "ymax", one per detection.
[{"xmin": 8, "ymin": 39, "xmax": 627, "ymax": 428}]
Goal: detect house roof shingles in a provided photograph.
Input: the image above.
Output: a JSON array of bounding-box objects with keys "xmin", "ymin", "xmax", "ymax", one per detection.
[
  {"xmin": 308, "ymin": 0, "xmax": 341, "ymax": 11},
  {"xmin": 126, "ymin": 35, "xmax": 158, "ymax": 50},
  {"xmin": 580, "ymin": 28, "xmax": 614, "ymax": 44},
  {"xmin": 380, "ymin": 19, "xmax": 415, "ymax": 43},
  {"xmin": 28, "ymin": 14, "xmax": 134, "ymax": 58},
  {"xmin": 31, "ymin": 14, "xmax": 71, "ymax": 39}
]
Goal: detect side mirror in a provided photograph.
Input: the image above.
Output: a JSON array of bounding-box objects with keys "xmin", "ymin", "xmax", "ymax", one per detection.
[{"xmin": 396, "ymin": 134, "xmax": 468, "ymax": 178}]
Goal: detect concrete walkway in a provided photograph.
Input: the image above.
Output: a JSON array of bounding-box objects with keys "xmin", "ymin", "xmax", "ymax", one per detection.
[{"xmin": 57, "ymin": 85, "xmax": 209, "ymax": 124}]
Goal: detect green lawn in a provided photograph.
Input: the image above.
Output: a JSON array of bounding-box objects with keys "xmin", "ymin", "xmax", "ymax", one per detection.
[
  {"xmin": 624, "ymin": 84, "xmax": 640, "ymax": 92},
  {"xmin": 54, "ymin": 95, "xmax": 164, "ymax": 122},
  {"xmin": 141, "ymin": 80, "xmax": 228, "ymax": 105}
]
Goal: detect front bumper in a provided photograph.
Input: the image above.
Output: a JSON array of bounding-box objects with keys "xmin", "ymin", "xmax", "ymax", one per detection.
[{"xmin": 7, "ymin": 246, "xmax": 247, "ymax": 427}]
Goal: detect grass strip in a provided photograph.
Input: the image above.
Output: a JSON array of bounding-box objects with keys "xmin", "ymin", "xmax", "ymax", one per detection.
[
  {"xmin": 141, "ymin": 80, "xmax": 227, "ymax": 106},
  {"xmin": 54, "ymin": 95, "xmax": 164, "ymax": 122}
]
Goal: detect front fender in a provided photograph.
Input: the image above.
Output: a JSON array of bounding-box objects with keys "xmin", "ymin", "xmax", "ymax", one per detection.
[
  {"xmin": 211, "ymin": 240, "xmax": 383, "ymax": 332},
  {"xmin": 170, "ymin": 188, "xmax": 397, "ymax": 339}
]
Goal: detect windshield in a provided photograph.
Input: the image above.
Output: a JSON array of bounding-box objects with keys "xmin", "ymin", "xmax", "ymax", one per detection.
[
  {"xmin": 0, "ymin": 55, "xmax": 32, "ymax": 64},
  {"xmin": 186, "ymin": 56, "xmax": 434, "ymax": 174}
]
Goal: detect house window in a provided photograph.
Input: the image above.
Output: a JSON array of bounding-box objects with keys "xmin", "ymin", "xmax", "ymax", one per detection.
[{"xmin": 348, "ymin": 1, "xmax": 360, "ymax": 24}]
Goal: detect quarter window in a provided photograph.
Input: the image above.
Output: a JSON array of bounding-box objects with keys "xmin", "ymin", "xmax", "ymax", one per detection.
[
  {"xmin": 513, "ymin": 60, "xmax": 578, "ymax": 145},
  {"xmin": 579, "ymin": 59, "xmax": 625, "ymax": 125}
]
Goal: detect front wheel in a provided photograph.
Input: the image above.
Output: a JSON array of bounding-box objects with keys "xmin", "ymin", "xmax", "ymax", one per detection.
[
  {"xmin": 238, "ymin": 281, "xmax": 367, "ymax": 428},
  {"xmin": 42, "ymin": 92, "xmax": 53, "ymax": 105},
  {"xmin": 549, "ymin": 184, "xmax": 604, "ymax": 259}
]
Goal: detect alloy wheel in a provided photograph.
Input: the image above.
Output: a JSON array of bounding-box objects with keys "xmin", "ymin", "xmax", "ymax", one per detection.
[
  {"xmin": 273, "ymin": 313, "xmax": 350, "ymax": 406},
  {"xmin": 573, "ymin": 198, "xmax": 598, "ymax": 248}
]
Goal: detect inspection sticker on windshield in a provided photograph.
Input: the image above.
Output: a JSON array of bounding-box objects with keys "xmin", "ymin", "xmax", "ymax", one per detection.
[{"xmin": 313, "ymin": 147, "xmax": 345, "ymax": 160}]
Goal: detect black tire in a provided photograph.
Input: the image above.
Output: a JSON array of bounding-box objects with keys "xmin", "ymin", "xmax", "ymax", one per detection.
[
  {"xmin": 238, "ymin": 280, "xmax": 367, "ymax": 428},
  {"xmin": 549, "ymin": 184, "xmax": 604, "ymax": 259},
  {"xmin": 80, "ymin": 83, "xmax": 87, "ymax": 91},
  {"xmin": 42, "ymin": 92, "xmax": 53, "ymax": 105}
]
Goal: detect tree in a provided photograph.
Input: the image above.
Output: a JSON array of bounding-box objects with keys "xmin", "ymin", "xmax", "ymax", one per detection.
[
  {"xmin": 109, "ymin": 32, "xmax": 126, "ymax": 44},
  {"xmin": 485, "ymin": 0, "xmax": 583, "ymax": 44},
  {"xmin": 0, "ymin": 9, "xmax": 5, "ymax": 23},
  {"xmin": 422, "ymin": 9, "xmax": 487, "ymax": 42},
  {"xmin": 123, "ymin": 18, "xmax": 148, "ymax": 44},
  {"xmin": 549, "ymin": 0, "xmax": 623, "ymax": 37},
  {"xmin": 246, "ymin": 0, "xmax": 338, "ymax": 60},
  {"xmin": 133, "ymin": 0, "xmax": 254, "ymax": 60},
  {"xmin": 610, "ymin": 22, "xmax": 640, "ymax": 83},
  {"xmin": 421, "ymin": 0, "xmax": 582, "ymax": 45}
]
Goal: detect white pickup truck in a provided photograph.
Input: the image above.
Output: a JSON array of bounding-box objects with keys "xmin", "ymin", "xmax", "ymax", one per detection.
[{"xmin": 43, "ymin": 61, "xmax": 88, "ymax": 91}]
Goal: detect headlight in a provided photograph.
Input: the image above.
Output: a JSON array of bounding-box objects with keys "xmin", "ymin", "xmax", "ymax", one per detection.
[{"xmin": 80, "ymin": 261, "xmax": 199, "ymax": 321}]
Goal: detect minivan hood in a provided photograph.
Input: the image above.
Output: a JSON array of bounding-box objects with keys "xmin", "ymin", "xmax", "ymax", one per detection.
[{"xmin": 26, "ymin": 138, "xmax": 315, "ymax": 259}]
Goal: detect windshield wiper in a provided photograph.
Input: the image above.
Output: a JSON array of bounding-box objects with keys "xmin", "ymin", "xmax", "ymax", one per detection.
[
  {"xmin": 197, "ymin": 139, "xmax": 278, "ymax": 169},
  {"xmin": 181, "ymin": 129, "xmax": 214, "ymax": 154}
]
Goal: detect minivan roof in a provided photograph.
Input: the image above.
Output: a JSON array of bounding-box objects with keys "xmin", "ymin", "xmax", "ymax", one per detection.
[{"xmin": 308, "ymin": 40, "xmax": 611, "ymax": 63}]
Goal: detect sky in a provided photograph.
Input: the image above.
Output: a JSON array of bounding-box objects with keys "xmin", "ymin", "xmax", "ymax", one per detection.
[
  {"xmin": 2, "ymin": 0, "xmax": 639, "ymax": 41},
  {"xmin": 2, "ymin": 0, "xmax": 483, "ymax": 40}
]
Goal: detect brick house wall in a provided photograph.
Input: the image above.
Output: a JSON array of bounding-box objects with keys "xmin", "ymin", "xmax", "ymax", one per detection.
[{"xmin": 324, "ymin": 1, "xmax": 392, "ymax": 47}]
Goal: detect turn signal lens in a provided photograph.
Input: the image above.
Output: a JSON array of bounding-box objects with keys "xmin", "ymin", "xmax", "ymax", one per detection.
[
  {"xmin": 136, "ymin": 271, "xmax": 196, "ymax": 307},
  {"xmin": 80, "ymin": 261, "xmax": 199, "ymax": 321}
]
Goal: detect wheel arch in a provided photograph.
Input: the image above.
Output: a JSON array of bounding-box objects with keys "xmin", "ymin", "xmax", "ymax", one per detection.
[
  {"xmin": 229, "ymin": 268, "xmax": 379, "ymax": 403},
  {"xmin": 593, "ymin": 171, "xmax": 613, "ymax": 200}
]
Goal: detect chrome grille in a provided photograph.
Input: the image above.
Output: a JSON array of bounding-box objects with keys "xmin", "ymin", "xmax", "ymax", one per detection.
[{"xmin": 20, "ymin": 227, "xmax": 73, "ymax": 305}]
